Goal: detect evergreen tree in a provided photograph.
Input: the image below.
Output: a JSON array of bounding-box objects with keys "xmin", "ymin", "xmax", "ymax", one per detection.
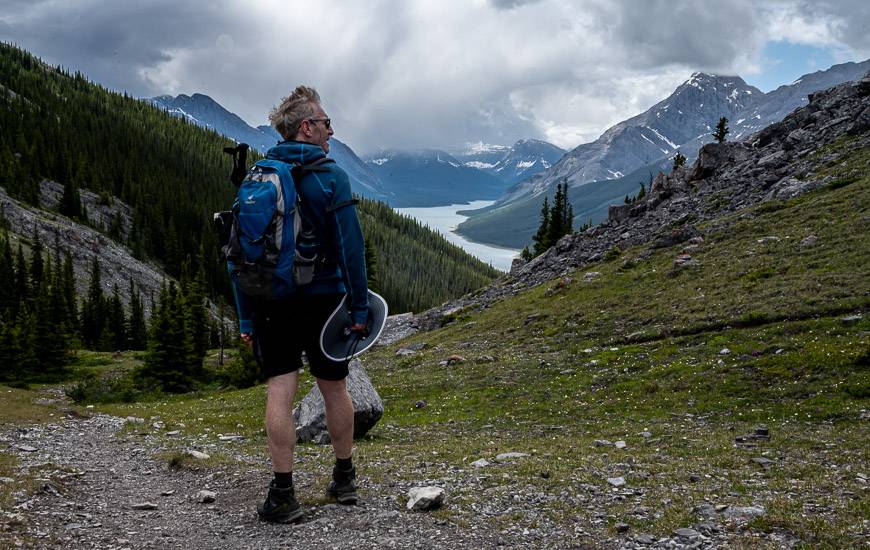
[
  {"xmin": 127, "ymin": 280, "xmax": 147, "ymax": 350},
  {"xmin": 15, "ymin": 244, "xmax": 29, "ymax": 307},
  {"xmin": 0, "ymin": 237, "xmax": 17, "ymax": 314},
  {"xmin": 0, "ymin": 314, "xmax": 19, "ymax": 381},
  {"xmin": 80, "ymin": 256, "xmax": 105, "ymax": 348},
  {"xmin": 636, "ymin": 183, "xmax": 646, "ymax": 201},
  {"xmin": 364, "ymin": 234, "xmax": 380, "ymax": 293},
  {"xmin": 59, "ymin": 178, "xmax": 82, "ymax": 219},
  {"xmin": 712, "ymin": 116, "xmax": 729, "ymax": 143},
  {"xmin": 531, "ymin": 196, "xmax": 551, "ymax": 257},
  {"xmin": 673, "ymin": 151, "xmax": 687, "ymax": 168},
  {"xmin": 29, "ymin": 230, "xmax": 44, "ymax": 289},
  {"xmin": 102, "ymin": 284, "xmax": 127, "ymax": 351},
  {"xmin": 139, "ymin": 283, "xmax": 193, "ymax": 392},
  {"xmin": 33, "ymin": 276, "xmax": 69, "ymax": 373},
  {"xmin": 182, "ymin": 271, "xmax": 209, "ymax": 379},
  {"xmin": 14, "ymin": 305, "xmax": 38, "ymax": 378}
]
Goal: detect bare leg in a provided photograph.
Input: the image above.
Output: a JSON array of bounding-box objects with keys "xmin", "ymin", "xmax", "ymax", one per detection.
[
  {"xmin": 316, "ymin": 377, "xmax": 354, "ymax": 459},
  {"xmin": 265, "ymin": 372, "xmax": 299, "ymax": 472}
]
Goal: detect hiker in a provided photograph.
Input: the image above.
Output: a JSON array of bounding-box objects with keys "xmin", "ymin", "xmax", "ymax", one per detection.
[{"xmin": 229, "ymin": 85, "xmax": 369, "ymax": 523}]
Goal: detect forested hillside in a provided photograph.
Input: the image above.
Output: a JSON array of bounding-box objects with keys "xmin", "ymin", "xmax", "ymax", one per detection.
[{"xmin": 0, "ymin": 43, "xmax": 498, "ymax": 315}]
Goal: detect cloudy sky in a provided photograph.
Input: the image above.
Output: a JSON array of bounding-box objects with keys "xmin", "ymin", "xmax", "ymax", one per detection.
[{"xmin": 1, "ymin": 0, "xmax": 868, "ymax": 154}]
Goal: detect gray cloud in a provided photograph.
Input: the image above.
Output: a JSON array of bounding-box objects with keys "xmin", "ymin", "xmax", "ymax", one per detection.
[{"xmin": 0, "ymin": 0, "xmax": 867, "ymax": 153}]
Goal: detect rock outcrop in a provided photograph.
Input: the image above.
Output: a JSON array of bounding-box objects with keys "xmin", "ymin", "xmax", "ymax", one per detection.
[
  {"xmin": 410, "ymin": 70, "xmax": 870, "ymax": 333},
  {"xmin": 293, "ymin": 359, "xmax": 384, "ymax": 443}
]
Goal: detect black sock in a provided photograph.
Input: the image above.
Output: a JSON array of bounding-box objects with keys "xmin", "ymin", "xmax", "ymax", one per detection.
[
  {"xmin": 335, "ymin": 457, "xmax": 353, "ymax": 471},
  {"xmin": 274, "ymin": 471, "xmax": 293, "ymax": 488}
]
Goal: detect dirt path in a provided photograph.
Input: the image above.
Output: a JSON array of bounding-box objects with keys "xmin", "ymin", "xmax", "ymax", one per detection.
[{"xmin": 2, "ymin": 412, "xmax": 515, "ymax": 550}]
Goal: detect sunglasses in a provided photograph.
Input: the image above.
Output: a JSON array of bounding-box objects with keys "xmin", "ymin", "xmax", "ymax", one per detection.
[{"xmin": 307, "ymin": 117, "xmax": 331, "ymax": 129}]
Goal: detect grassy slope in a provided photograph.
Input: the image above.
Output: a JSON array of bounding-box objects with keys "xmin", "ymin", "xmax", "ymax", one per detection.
[{"xmin": 4, "ymin": 144, "xmax": 869, "ymax": 546}]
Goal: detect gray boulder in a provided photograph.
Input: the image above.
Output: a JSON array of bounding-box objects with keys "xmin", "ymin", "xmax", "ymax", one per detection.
[{"xmin": 293, "ymin": 359, "xmax": 383, "ymax": 443}]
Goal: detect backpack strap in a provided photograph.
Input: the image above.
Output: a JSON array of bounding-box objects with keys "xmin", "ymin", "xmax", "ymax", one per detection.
[{"xmin": 223, "ymin": 143, "xmax": 250, "ymax": 187}]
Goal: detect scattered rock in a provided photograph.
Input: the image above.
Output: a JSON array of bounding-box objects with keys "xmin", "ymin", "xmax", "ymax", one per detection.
[
  {"xmin": 395, "ymin": 348, "xmax": 417, "ymax": 357},
  {"xmin": 16, "ymin": 445, "xmax": 37, "ymax": 452},
  {"xmin": 125, "ymin": 417, "xmax": 145, "ymax": 424},
  {"xmin": 131, "ymin": 502, "xmax": 158, "ymax": 510},
  {"xmin": 688, "ymin": 474, "xmax": 701, "ymax": 483},
  {"xmin": 414, "ymin": 400, "xmax": 427, "ymax": 409},
  {"xmin": 719, "ymin": 348, "xmax": 731, "ymax": 355},
  {"xmin": 406, "ymin": 487, "xmax": 445, "ymax": 511},
  {"xmin": 723, "ymin": 505, "xmax": 765, "ymax": 523},
  {"xmin": 470, "ymin": 459, "xmax": 490, "ymax": 468},
  {"xmin": 495, "ymin": 452, "xmax": 529, "ymax": 462},
  {"xmin": 478, "ymin": 355, "xmax": 495, "ymax": 363},
  {"xmin": 446, "ymin": 354, "xmax": 466, "ymax": 365},
  {"xmin": 752, "ymin": 457, "xmax": 774, "ymax": 468},
  {"xmin": 757, "ymin": 236, "xmax": 781, "ymax": 244},
  {"xmin": 607, "ymin": 477, "xmax": 626, "ymax": 487},
  {"xmin": 715, "ymin": 504, "xmax": 729, "ymax": 513},
  {"xmin": 800, "ymin": 235, "xmax": 818, "ymax": 247},
  {"xmin": 187, "ymin": 450, "xmax": 210, "ymax": 460},
  {"xmin": 583, "ymin": 271, "xmax": 601, "ymax": 282},
  {"xmin": 640, "ymin": 431, "xmax": 652, "ymax": 438},
  {"xmin": 673, "ymin": 254, "xmax": 698, "ymax": 269},
  {"xmin": 615, "ymin": 522, "xmax": 630, "ymax": 533},
  {"xmin": 294, "ymin": 359, "xmax": 384, "ymax": 443},
  {"xmin": 195, "ymin": 490, "xmax": 216, "ymax": 504},
  {"xmin": 160, "ymin": 490, "xmax": 175, "ymax": 497},
  {"xmin": 614, "ymin": 441, "xmax": 627, "ymax": 450},
  {"xmin": 165, "ymin": 430, "xmax": 180, "ymax": 436},
  {"xmin": 674, "ymin": 527, "xmax": 700, "ymax": 538},
  {"xmin": 840, "ymin": 314, "xmax": 863, "ymax": 323},
  {"xmin": 594, "ymin": 440, "xmax": 613, "ymax": 447}
]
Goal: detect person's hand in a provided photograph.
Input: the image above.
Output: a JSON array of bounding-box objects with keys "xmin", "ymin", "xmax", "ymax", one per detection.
[
  {"xmin": 349, "ymin": 323, "xmax": 367, "ymax": 333},
  {"xmin": 240, "ymin": 333, "xmax": 253, "ymax": 347}
]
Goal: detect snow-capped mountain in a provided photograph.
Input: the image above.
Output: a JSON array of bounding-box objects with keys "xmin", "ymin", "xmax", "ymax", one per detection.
[
  {"xmin": 453, "ymin": 139, "xmax": 565, "ymax": 185},
  {"xmin": 490, "ymin": 139, "xmax": 565, "ymax": 185},
  {"xmin": 364, "ymin": 149, "xmax": 511, "ymax": 207},
  {"xmin": 149, "ymin": 94, "xmax": 390, "ymax": 201},
  {"xmin": 458, "ymin": 59, "xmax": 870, "ymax": 248}
]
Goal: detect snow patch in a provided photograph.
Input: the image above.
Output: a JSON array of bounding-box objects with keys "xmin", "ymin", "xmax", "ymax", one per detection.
[
  {"xmin": 646, "ymin": 127, "xmax": 678, "ymax": 150},
  {"xmin": 370, "ymin": 158, "xmax": 390, "ymax": 166},
  {"xmin": 516, "ymin": 160, "xmax": 536, "ymax": 169},
  {"xmin": 541, "ymin": 160, "xmax": 551, "ymax": 169},
  {"xmin": 464, "ymin": 141, "xmax": 510, "ymax": 155},
  {"xmin": 464, "ymin": 161, "xmax": 495, "ymax": 169},
  {"xmin": 736, "ymin": 118, "xmax": 746, "ymax": 125}
]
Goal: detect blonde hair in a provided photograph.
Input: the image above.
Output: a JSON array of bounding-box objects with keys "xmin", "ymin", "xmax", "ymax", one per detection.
[{"xmin": 268, "ymin": 85, "xmax": 322, "ymax": 140}]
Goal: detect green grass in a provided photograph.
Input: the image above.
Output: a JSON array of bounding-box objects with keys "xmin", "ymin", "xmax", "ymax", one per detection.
[{"xmin": 3, "ymin": 142, "xmax": 868, "ymax": 546}]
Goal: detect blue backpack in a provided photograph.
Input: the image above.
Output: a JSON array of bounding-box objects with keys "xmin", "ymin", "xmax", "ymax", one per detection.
[{"xmin": 221, "ymin": 149, "xmax": 333, "ymax": 300}]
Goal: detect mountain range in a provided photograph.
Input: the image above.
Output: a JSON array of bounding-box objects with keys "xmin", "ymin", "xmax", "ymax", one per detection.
[
  {"xmin": 457, "ymin": 58, "xmax": 870, "ymax": 248},
  {"xmin": 452, "ymin": 139, "xmax": 566, "ymax": 185},
  {"xmin": 149, "ymin": 94, "xmax": 562, "ymax": 208}
]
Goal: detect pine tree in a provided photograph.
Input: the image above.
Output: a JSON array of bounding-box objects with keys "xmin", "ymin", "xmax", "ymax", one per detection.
[
  {"xmin": 673, "ymin": 151, "xmax": 687, "ymax": 168},
  {"xmin": 0, "ymin": 314, "xmax": 20, "ymax": 381},
  {"xmin": 103, "ymin": 284, "xmax": 127, "ymax": 351},
  {"xmin": 29, "ymin": 230, "xmax": 44, "ymax": 289},
  {"xmin": 182, "ymin": 271, "xmax": 209, "ymax": 379},
  {"xmin": 33, "ymin": 275, "xmax": 69, "ymax": 373},
  {"xmin": 712, "ymin": 117, "xmax": 729, "ymax": 143},
  {"xmin": 140, "ymin": 283, "xmax": 194, "ymax": 392},
  {"xmin": 531, "ymin": 196, "xmax": 551, "ymax": 257},
  {"xmin": 80, "ymin": 256, "xmax": 105, "ymax": 348},
  {"xmin": 0, "ymin": 237, "xmax": 17, "ymax": 314},
  {"xmin": 127, "ymin": 280, "xmax": 147, "ymax": 350},
  {"xmin": 59, "ymin": 178, "xmax": 82, "ymax": 219},
  {"xmin": 637, "ymin": 183, "xmax": 646, "ymax": 201},
  {"xmin": 14, "ymin": 305, "xmax": 38, "ymax": 378},
  {"xmin": 364, "ymin": 235, "xmax": 380, "ymax": 293}
]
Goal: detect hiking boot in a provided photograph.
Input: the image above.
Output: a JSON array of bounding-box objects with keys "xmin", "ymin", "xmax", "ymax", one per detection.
[
  {"xmin": 326, "ymin": 466, "xmax": 358, "ymax": 505},
  {"xmin": 257, "ymin": 481, "xmax": 303, "ymax": 523}
]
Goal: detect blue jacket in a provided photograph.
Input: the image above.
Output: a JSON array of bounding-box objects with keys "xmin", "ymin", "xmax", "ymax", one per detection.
[{"xmin": 230, "ymin": 140, "xmax": 369, "ymax": 333}]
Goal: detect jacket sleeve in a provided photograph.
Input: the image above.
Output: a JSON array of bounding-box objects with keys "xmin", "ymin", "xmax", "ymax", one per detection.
[
  {"xmin": 227, "ymin": 261, "xmax": 254, "ymax": 334},
  {"xmin": 329, "ymin": 170, "xmax": 369, "ymax": 324}
]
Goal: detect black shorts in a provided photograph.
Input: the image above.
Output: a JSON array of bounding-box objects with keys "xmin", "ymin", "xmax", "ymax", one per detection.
[{"xmin": 251, "ymin": 293, "xmax": 348, "ymax": 381}]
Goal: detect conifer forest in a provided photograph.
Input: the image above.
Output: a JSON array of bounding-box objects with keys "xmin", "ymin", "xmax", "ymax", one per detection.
[{"xmin": 0, "ymin": 43, "xmax": 499, "ymax": 389}]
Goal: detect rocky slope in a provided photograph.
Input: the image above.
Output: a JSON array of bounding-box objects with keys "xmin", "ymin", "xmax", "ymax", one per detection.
[
  {"xmin": 0, "ymin": 182, "xmax": 165, "ymax": 315},
  {"xmin": 460, "ymin": 60, "xmax": 870, "ymax": 248},
  {"xmin": 416, "ymin": 70, "xmax": 870, "ymax": 330}
]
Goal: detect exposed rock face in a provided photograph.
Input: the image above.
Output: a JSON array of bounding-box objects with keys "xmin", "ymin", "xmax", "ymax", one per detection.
[
  {"xmin": 0, "ymin": 183, "xmax": 164, "ymax": 315},
  {"xmin": 293, "ymin": 359, "xmax": 384, "ymax": 443},
  {"xmin": 413, "ymin": 70, "xmax": 870, "ymax": 332}
]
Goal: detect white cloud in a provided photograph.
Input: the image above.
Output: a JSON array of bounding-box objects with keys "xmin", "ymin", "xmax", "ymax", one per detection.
[{"xmin": 1, "ymin": 0, "xmax": 867, "ymax": 153}]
